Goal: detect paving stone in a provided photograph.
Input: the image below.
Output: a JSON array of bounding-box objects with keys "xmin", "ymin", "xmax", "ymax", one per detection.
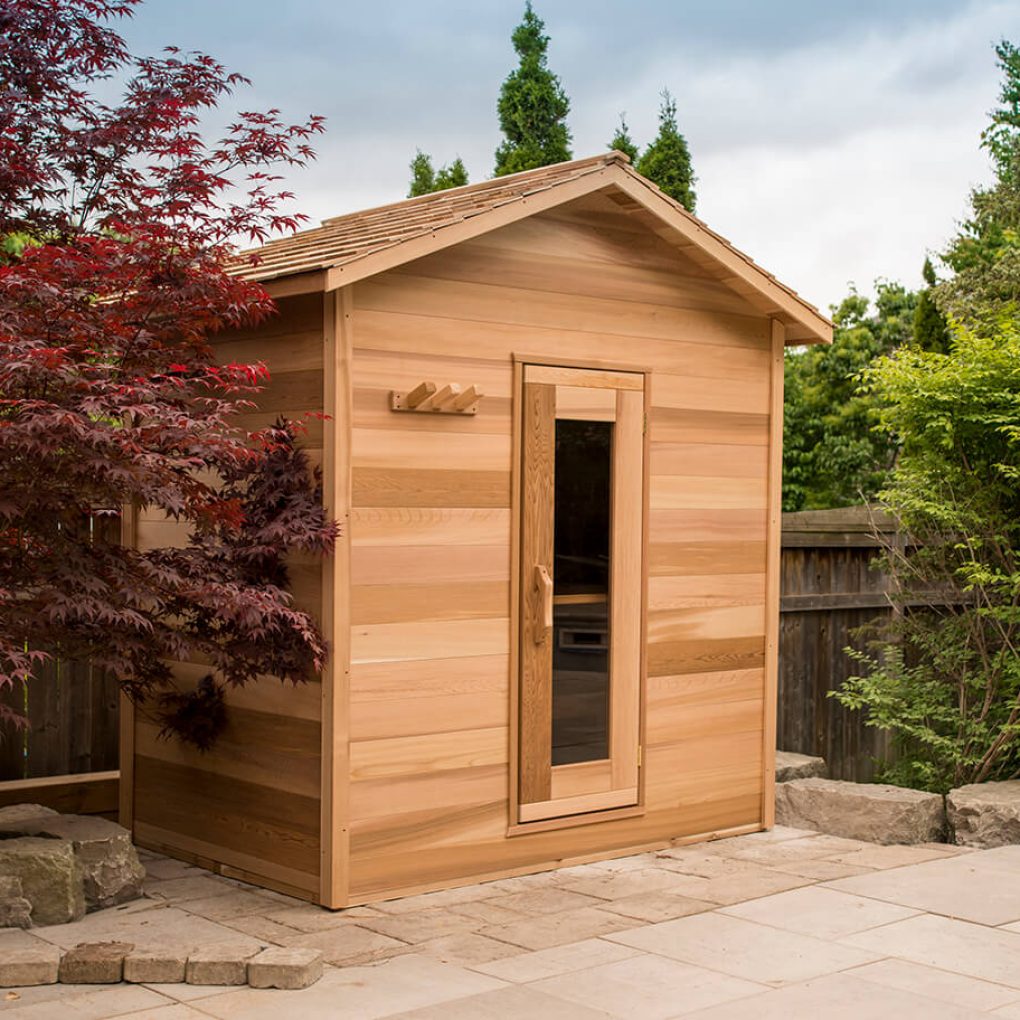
[
  {"xmin": 823, "ymin": 844, "xmax": 949, "ymax": 870},
  {"xmin": 415, "ymin": 932, "xmax": 526, "ymax": 967},
  {"xmin": 0, "ymin": 942, "xmax": 61, "ymax": 986},
  {"xmin": 58, "ymin": 940, "xmax": 134, "ymax": 983},
  {"xmin": 356, "ymin": 907, "xmax": 479, "ymax": 944},
  {"xmin": 123, "ymin": 946, "xmax": 189, "ymax": 983},
  {"xmin": 177, "ymin": 890, "xmax": 282, "ymax": 922},
  {"xmin": 477, "ymin": 906, "xmax": 639, "ymax": 951},
  {"xmin": 262, "ymin": 903, "xmax": 356, "ymax": 933},
  {"xmin": 766, "ymin": 859, "xmax": 875, "ymax": 881},
  {"xmin": 0, "ymin": 836, "xmax": 84, "ymax": 925},
  {"xmin": 715, "ymin": 834, "xmax": 867, "ymax": 866},
  {"xmin": 472, "ymin": 936, "xmax": 643, "ymax": 983},
  {"xmin": 485, "ymin": 887, "xmax": 603, "ymax": 915},
  {"xmin": 775, "ymin": 750, "xmax": 828, "ymax": 782},
  {"xmin": 559, "ymin": 867, "xmax": 700, "ymax": 902},
  {"xmin": 377, "ymin": 983, "xmax": 623, "ymax": 1019},
  {"xmin": 185, "ymin": 942, "xmax": 261, "ymax": 985},
  {"xmin": 220, "ymin": 913, "xmax": 304, "ymax": 945},
  {"xmin": 597, "ymin": 892, "xmax": 716, "ymax": 923},
  {"xmin": 145, "ymin": 875, "xmax": 242, "ymax": 904},
  {"xmin": 246, "ymin": 946, "xmax": 323, "ymax": 989},
  {"xmin": 276, "ymin": 922, "xmax": 409, "ymax": 966},
  {"xmin": 851, "ymin": 958, "xmax": 1020, "ymax": 1012},
  {"xmin": 775, "ymin": 778, "xmax": 945, "ymax": 844},
  {"xmin": 948, "ymin": 780, "xmax": 1020, "ymax": 848}
]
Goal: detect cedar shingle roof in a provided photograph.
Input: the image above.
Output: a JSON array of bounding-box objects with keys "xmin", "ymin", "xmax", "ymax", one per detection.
[{"xmin": 229, "ymin": 152, "xmax": 831, "ymax": 343}]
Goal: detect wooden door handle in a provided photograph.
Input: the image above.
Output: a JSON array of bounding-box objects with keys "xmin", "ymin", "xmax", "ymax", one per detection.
[{"xmin": 533, "ymin": 565, "xmax": 553, "ymax": 645}]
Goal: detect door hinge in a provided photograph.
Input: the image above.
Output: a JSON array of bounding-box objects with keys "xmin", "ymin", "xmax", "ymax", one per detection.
[{"xmin": 637, "ymin": 745, "xmax": 643, "ymax": 768}]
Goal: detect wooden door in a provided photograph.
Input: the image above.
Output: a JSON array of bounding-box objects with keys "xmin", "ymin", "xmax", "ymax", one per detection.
[{"xmin": 517, "ymin": 363, "xmax": 646, "ymax": 823}]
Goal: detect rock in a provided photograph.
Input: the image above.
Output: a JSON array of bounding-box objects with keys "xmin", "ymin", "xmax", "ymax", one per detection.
[
  {"xmin": 0, "ymin": 943, "xmax": 61, "ymax": 987},
  {"xmin": 0, "ymin": 805, "xmax": 57, "ymax": 825},
  {"xmin": 58, "ymin": 941, "xmax": 133, "ymax": 984},
  {"xmin": 947, "ymin": 780, "xmax": 1020, "ymax": 848},
  {"xmin": 123, "ymin": 947, "xmax": 188, "ymax": 984},
  {"xmin": 0, "ymin": 837, "xmax": 84, "ymax": 925},
  {"xmin": 0, "ymin": 814, "xmax": 144, "ymax": 910},
  {"xmin": 186, "ymin": 943, "xmax": 261, "ymax": 986},
  {"xmin": 247, "ymin": 947, "xmax": 323, "ymax": 990},
  {"xmin": 775, "ymin": 750, "xmax": 828, "ymax": 782},
  {"xmin": 775, "ymin": 778, "xmax": 945, "ymax": 845}
]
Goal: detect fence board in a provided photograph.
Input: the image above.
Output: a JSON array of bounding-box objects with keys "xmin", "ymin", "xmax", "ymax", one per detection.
[{"xmin": 777, "ymin": 507, "xmax": 894, "ymax": 781}]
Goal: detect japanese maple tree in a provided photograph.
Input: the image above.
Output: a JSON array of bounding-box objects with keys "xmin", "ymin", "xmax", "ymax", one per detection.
[{"xmin": 0, "ymin": 0, "xmax": 335, "ymax": 748}]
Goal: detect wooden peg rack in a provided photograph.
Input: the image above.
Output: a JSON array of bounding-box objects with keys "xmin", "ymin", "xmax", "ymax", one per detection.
[{"xmin": 390, "ymin": 381, "xmax": 483, "ymax": 415}]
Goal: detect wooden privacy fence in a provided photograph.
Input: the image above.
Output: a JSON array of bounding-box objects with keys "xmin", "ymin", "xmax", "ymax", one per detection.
[
  {"xmin": 778, "ymin": 507, "xmax": 895, "ymax": 781},
  {"xmin": 0, "ymin": 512, "xmax": 121, "ymax": 815}
]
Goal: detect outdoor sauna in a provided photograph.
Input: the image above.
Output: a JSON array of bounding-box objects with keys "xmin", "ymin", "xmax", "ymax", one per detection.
[{"xmin": 121, "ymin": 152, "xmax": 832, "ymax": 908}]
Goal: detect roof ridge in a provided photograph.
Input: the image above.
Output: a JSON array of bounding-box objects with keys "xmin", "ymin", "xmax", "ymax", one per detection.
[{"xmin": 317, "ymin": 151, "xmax": 629, "ymax": 227}]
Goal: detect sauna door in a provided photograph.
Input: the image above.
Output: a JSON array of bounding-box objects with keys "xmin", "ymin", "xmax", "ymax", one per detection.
[{"xmin": 517, "ymin": 363, "xmax": 646, "ymax": 823}]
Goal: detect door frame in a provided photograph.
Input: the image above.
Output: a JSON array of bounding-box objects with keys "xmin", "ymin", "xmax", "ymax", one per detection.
[{"xmin": 507, "ymin": 353, "xmax": 652, "ymax": 835}]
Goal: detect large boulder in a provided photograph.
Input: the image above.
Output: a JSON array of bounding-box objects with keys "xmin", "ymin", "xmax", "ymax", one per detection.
[
  {"xmin": 0, "ymin": 804, "xmax": 57, "ymax": 825},
  {"xmin": 0, "ymin": 814, "xmax": 144, "ymax": 910},
  {"xmin": 947, "ymin": 781, "xmax": 1020, "ymax": 848},
  {"xmin": 0, "ymin": 837, "xmax": 84, "ymax": 925},
  {"xmin": 775, "ymin": 751, "xmax": 828, "ymax": 783},
  {"xmin": 775, "ymin": 777, "xmax": 945, "ymax": 844},
  {"xmin": 0, "ymin": 876, "xmax": 32, "ymax": 928}
]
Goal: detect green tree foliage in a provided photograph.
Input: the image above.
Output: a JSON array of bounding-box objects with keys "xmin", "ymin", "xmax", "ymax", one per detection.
[
  {"xmin": 938, "ymin": 40, "xmax": 1020, "ymax": 322},
  {"xmin": 833, "ymin": 319, "xmax": 1020, "ymax": 793},
  {"xmin": 783, "ymin": 283, "xmax": 917, "ymax": 511},
  {"xmin": 913, "ymin": 258, "xmax": 951, "ymax": 353},
  {"xmin": 408, "ymin": 150, "xmax": 469, "ymax": 197},
  {"xmin": 607, "ymin": 114, "xmax": 639, "ymax": 164},
  {"xmin": 494, "ymin": 2, "xmax": 572, "ymax": 176},
  {"xmin": 636, "ymin": 90, "xmax": 696, "ymax": 212}
]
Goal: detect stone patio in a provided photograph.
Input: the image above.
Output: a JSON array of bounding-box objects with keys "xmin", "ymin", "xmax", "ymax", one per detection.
[{"xmin": 5, "ymin": 828, "xmax": 1020, "ymax": 1017}]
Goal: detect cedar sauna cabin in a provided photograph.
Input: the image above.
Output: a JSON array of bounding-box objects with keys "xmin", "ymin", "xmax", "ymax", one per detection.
[{"xmin": 121, "ymin": 152, "xmax": 832, "ymax": 908}]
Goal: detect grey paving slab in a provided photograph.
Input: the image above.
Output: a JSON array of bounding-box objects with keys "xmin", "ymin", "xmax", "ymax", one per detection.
[
  {"xmin": 471, "ymin": 936, "xmax": 643, "ymax": 983},
  {"xmin": 680, "ymin": 970, "xmax": 989, "ymax": 1019},
  {"xmin": 849, "ymin": 958, "xmax": 1020, "ymax": 1012},
  {"xmin": 605, "ymin": 911, "xmax": 881, "ymax": 985},
  {"xmin": 382, "ymin": 983, "xmax": 617, "ymax": 1019},
  {"xmin": 194, "ymin": 955, "xmax": 507, "ymax": 1020},
  {"xmin": 529, "ymin": 951, "xmax": 765, "ymax": 1018},
  {"xmin": 825, "ymin": 849, "xmax": 1020, "ymax": 925},
  {"xmin": 720, "ymin": 886, "xmax": 920, "ymax": 939},
  {"xmin": 841, "ymin": 913, "xmax": 1020, "ymax": 989}
]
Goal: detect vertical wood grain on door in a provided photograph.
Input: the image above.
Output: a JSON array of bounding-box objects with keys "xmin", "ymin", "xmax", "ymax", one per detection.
[{"xmin": 518, "ymin": 363, "xmax": 646, "ymax": 823}]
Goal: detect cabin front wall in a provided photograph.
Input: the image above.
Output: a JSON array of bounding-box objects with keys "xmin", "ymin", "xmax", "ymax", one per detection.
[
  {"xmin": 129, "ymin": 293, "xmax": 326, "ymax": 901},
  {"xmin": 344, "ymin": 193, "xmax": 776, "ymax": 904}
]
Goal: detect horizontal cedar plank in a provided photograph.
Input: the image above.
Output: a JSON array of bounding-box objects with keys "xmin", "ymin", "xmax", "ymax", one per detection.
[
  {"xmin": 644, "ymin": 730, "xmax": 763, "ymax": 796},
  {"xmin": 349, "ymin": 763, "xmax": 506, "ymax": 821},
  {"xmin": 349, "ymin": 726, "xmax": 508, "ymax": 781},
  {"xmin": 351, "ymin": 617, "xmax": 509, "ymax": 664},
  {"xmin": 347, "ymin": 794, "xmax": 760, "ymax": 901},
  {"xmin": 649, "ymin": 540, "xmax": 766, "ymax": 577},
  {"xmin": 647, "ymin": 668, "xmax": 764, "ymax": 711},
  {"xmin": 648, "ymin": 635, "xmax": 765, "ymax": 677},
  {"xmin": 645, "ymin": 697, "xmax": 763, "ymax": 747},
  {"xmin": 247, "ymin": 369, "xmax": 323, "ymax": 414},
  {"xmin": 648, "ymin": 573, "xmax": 766, "ymax": 610},
  {"xmin": 354, "ymin": 277, "xmax": 770, "ymax": 352},
  {"xmin": 352, "ymin": 348, "xmax": 513, "ymax": 398},
  {"xmin": 134, "ymin": 708, "xmax": 320, "ymax": 799},
  {"xmin": 652, "ymin": 372, "xmax": 768, "ymax": 416},
  {"xmin": 649, "ymin": 509, "xmax": 766, "ymax": 544},
  {"xmin": 214, "ymin": 293, "xmax": 322, "ymax": 342},
  {"xmin": 650, "ymin": 407, "xmax": 769, "ymax": 447},
  {"xmin": 350, "ymin": 798, "xmax": 506, "ymax": 855},
  {"xmin": 351, "ymin": 580, "xmax": 509, "ymax": 625},
  {"xmin": 353, "ymin": 428, "xmax": 510, "ymax": 471},
  {"xmin": 650, "ymin": 475, "xmax": 767, "ymax": 511},
  {"xmin": 650, "ymin": 444, "xmax": 768, "ymax": 479},
  {"xmin": 390, "ymin": 251, "xmax": 757, "ymax": 322},
  {"xmin": 350, "ymin": 654, "xmax": 508, "ymax": 742},
  {"xmin": 168, "ymin": 661, "xmax": 321, "ymax": 722},
  {"xmin": 351, "ymin": 507, "xmax": 510, "ymax": 547},
  {"xmin": 647, "ymin": 604, "xmax": 766, "ymax": 644},
  {"xmin": 134, "ymin": 756, "xmax": 320, "ymax": 876},
  {"xmin": 214, "ymin": 329, "xmax": 323, "ymax": 373},
  {"xmin": 352, "ymin": 467, "xmax": 510, "ymax": 508},
  {"xmin": 351, "ymin": 544, "xmax": 508, "ymax": 587},
  {"xmin": 0, "ymin": 771, "xmax": 118, "ymax": 816}
]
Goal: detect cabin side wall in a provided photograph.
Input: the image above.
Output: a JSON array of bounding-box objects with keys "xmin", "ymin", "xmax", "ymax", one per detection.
[
  {"xmin": 345, "ymin": 195, "xmax": 774, "ymax": 903},
  {"xmin": 128, "ymin": 293, "xmax": 328, "ymax": 900}
]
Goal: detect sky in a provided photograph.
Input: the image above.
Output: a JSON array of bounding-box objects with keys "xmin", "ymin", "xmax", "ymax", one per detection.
[{"xmin": 119, "ymin": 0, "xmax": 1020, "ymax": 314}]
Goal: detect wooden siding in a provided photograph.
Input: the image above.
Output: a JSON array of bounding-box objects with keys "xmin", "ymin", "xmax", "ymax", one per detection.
[
  {"xmin": 345, "ymin": 195, "xmax": 773, "ymax": 902},
  {"xmin": 130, "ymin": 293, "xmax": 326, "ymax": 899}
]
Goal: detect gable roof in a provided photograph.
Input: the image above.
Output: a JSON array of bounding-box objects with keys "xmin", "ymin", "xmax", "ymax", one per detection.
[{"xmin": 230, "ymin": 152, "xmax": 831, "ymax": 344}]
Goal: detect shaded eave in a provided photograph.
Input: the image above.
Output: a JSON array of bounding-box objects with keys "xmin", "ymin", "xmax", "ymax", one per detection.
[{"xmin": 237, "ymin": 155, "xmax": 832, "ymax": 345}]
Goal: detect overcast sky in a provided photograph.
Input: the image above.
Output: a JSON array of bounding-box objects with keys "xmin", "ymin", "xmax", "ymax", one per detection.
[{"xmin": 120, "ymin": 0, "xmax": 1020, "ymax": 313}]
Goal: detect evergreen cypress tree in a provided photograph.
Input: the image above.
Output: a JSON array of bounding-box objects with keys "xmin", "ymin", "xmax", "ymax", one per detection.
[
  {"xmin": 607, "ymin": 114, "xmax": 639, "ymax": 164},
  {"xmin": 408, "ymin": 150, "xmax": 436, "ymax": 197},
  {"xmin": 637, "ymin": 90, "xmax": 697, "ymax": 213},
  {"xmin": 435, "ymin": 157, "xmax": 469, "ymax": 191},
  {"xmin": 494, "ymin": 2, "xmax": 572, "ymax": 176},
  {"xmin": 913, "ymin": 258, "xmax": 951, "ymax": 353}
]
